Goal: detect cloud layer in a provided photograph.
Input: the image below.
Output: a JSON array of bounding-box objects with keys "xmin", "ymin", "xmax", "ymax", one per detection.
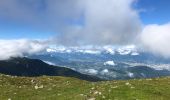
[
  {"xmin": 58, "ymin": 0, "xmax": 141, "ymax": 45},
  {"xmin": 0, "ymin": 39, "xmax": 47, "ymax": 60},
  {"xmin": 1, "ymin": 0, "xmax": 170, "ymax": 58},
  {"xmin": 140, "ymin": 23, "xmax": 170, "ymax": 58},
  {"xmin": 0, "ymin": 0, "xmax": 142, "ymax": 45}
]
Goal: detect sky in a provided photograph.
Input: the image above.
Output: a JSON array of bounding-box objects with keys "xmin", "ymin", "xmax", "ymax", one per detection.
[
  {"xmin": 0, "ymin": 0, "xmax": 169, "ymax": 39},
  {"xmin": 136, "ymin": 0, "xmax": 170, "ymax": 24},
  {"xmin": 0, "ymin": 0, "xmax": 170, "ymax": 59}
]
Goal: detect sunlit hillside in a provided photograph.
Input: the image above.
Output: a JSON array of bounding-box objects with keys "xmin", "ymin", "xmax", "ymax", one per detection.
[{"xmin": 0, "ymin": 74, "xmax": 170, "ymax": 100}]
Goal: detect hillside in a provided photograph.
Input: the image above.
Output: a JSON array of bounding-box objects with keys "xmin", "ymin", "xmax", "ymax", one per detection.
[
  {"xmin": 0, "ymin": 57, "xmax": 101, "ymax": 82},
  {"xmin": 0, "ymin": 74, "xmax": 170, "ymax": 100}
]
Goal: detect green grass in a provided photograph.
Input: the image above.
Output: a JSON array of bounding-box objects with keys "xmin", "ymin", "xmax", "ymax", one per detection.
[{"xmin": 0, "ymin": 74, "xmax": 170, "ymax": 100}]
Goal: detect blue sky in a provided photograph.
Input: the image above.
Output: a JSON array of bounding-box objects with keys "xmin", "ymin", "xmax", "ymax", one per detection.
[
  {"xmin": 0, "ymin": 0, "xmax": 169, "ymax": 39},
  {"xmin": 136, "ymin": 0, "xmax": 170, "ymax": 24},
  {"xmin": 0, "ymin": 22, "xmax": 54, "ymax": 39}
]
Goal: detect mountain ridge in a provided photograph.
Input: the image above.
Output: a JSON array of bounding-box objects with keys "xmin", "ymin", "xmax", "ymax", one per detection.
[{"xmin": 0, "ymin": 57, "xmax": 102, "ymax": 82}]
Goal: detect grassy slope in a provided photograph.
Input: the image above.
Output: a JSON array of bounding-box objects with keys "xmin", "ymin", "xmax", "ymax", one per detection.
[{"xmin": 0, "ymin": 74, "xmax": 170, "ymax": 100}]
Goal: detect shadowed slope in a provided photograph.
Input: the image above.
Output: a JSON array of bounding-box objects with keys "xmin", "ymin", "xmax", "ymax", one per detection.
[{"xmin": 0, "ymin": 57, "xmax": 102, "ymax": 82}]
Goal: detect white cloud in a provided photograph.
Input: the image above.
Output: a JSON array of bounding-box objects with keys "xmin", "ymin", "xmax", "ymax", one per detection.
[
  {"xmin": 81, "ymin": 50, "xmax": 101, "ymax": 54},
  {"xmin": 127, "ymin": 72, "xmax": 134, "ymax": 78},
  {"xmin": 0, "ymin": 39, "xmax": 47, "ymax": 60},
  {"xmin": 85, "ymin": 69, "xmax": 98, "ymax": 75},
  {"xmin": 43, "ymin": 61, "xmax": 56, "ymax": 66},
  {"xmin": 104, "ymin": 46, "xmax": 115, "ymax": 55},
  {"xmin": 56, "ymin": 0, "xmax": 142, "ymax": 45},
  {"xmin": 140, "ymin": 23, "xmax": 170, "ymax": 58},
  {"xmin": 0, "ymin": 0, "xmax": 142, "ymax": 46},
  {"xmin": 90, "ymin": 0, "xmax": 141, "ymax": 44},
  {"xmin": 104, "ymin": 61, "xmax": 116, "ymax": 66},
  {"xmin": 116, "ymin": 45, "xmax": 137, "ymax": 55},
  {"xmin": 101, "ymin": 69, "xmax": 109, "ymax": 73}
]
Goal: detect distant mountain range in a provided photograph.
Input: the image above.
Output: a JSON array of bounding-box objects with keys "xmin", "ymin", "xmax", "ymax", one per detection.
[
  {"xmin": 1, "ymin": 45, "xmax": 170, "ymax": 81},
  {"xmin": 0, "ymin": 57, "xmax": 102, "ymax": 82},
  {"xmin": 27, "ymin": 46, "xmax": 170, "ymax": 80}
]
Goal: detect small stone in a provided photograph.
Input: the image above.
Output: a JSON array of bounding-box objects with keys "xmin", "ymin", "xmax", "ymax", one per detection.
[
  {"xmin": 88, "ymin": 98, "xmax": 95, "ymax": 100},
  {"xmin": 94, "ymin": 91, "xmax": 99, "ymax": 95},
  {"xmin": 39, "ymin": 85, "xmax": 43, "ymax": 89},
  {"xmin": 34, "ymin": 85, "xmax": 39, "ymax": 90},
  {"xmin": 111, "ymin": 86, "xmax": 118, "ymax": 88},
  {"xmin": 31, "ymin": 79, "xmax": 34, "ymax": 83},
  {"xmin": 125, "ymin": 82, "xmax": 130, "ymax": 86},
  {"xmin": 91, "ymin": 87, "xmax": 95, "ymax": 90},
  {"xmin": 102, "ymin": 96, "xmax": 106, "ymax": 99}
]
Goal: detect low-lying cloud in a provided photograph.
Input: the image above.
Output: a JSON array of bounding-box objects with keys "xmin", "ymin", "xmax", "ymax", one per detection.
[
  {"xmin": 0, "ymin": 39, "xmax": 47, "ymax": 60},
  {"xmin": 140, "ymin": 23, "xmax": 170, "ymax": 58}
]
